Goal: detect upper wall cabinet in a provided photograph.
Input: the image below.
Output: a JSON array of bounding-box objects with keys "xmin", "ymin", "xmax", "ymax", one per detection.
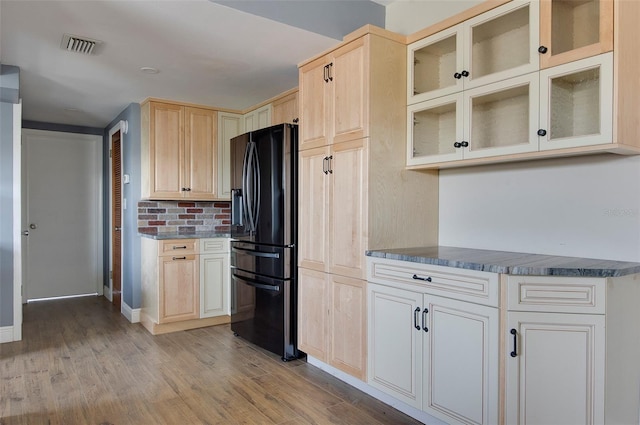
[
  {"xmin": 141, "ymin": 100, "xmax": 218, "ymax": 200},
  {"xmin": 217, "ymin": 111, "xmax": 242, "ymax": 200},
  {"xmin": 243, "ymin": 104, "xmax": 272, "ymax": 132},
  {"xmin": 406, "ymin": 0, "xmax": 640, "ymax": 169},
  {"xmin": 539, "ymin": 0, "xmax": 613, "ymax": 69},
  {"xmin": 408, "ymin": 1, "xmax": 539, "ymax": 105},
  {"xmin": 272, "ymin": 91, "xmax": 299, "ymax": 125}
]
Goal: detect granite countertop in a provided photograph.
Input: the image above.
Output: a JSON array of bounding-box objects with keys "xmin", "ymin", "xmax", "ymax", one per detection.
[
  {"xmin": 366, "ymin": 246, "xmax": 640, "ymax": 277},
  {"xmin": 139, "ymin": 231, "xmax": 231, "ymax": 240}
]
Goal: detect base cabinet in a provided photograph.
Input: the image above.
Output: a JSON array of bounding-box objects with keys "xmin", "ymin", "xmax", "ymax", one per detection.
[
  {"xmin": 368, "ymin": 282, "xmax": 498, "ymax": 425},
  {"xmin": 200, "ymin": 238, "xmax": 230, "ymax": 318},
  {"xmin": 297, "ymin": 267, "xmax": 367, "ymax": 380}
]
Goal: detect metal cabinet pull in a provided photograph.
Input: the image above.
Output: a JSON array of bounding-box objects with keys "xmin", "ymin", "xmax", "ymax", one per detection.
[
  {"xmin": 422, "ymin": 308, "xmax": 429, "ymax": 332},
  {"xmin": 414, "ymin": 307, "xmax": 421, "ymax": 330},
  {"xmin": 172, "ymin": 256, "xmax": 187, "ymax": 260},
  {"xmin": 323, "ymin": 65, "xmax": 329, "ymax": 83},
  {"xmin": 510, "ymin": 329, "xmax": 518, "ymax": 357},
  {"xmin": 412, "ymin": 274, "xmax": 432, "ymax": 282},
  {"xmin": 172, "ymin": 245, "xmax": 187, "ymax": 250},
  {"xmin": 322, "ymin": 156, "xmax": 328, "ymax": 175}
]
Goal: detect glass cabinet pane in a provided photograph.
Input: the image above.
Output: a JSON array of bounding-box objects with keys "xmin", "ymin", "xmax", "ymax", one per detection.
[
  {"xmin": 550, "ymin": 68, "xmax": 600, "ymax": 139},
  {"xmin": 413, "ymin": 34, "xmax": 458, "ymax": 97},
  {"xmin": 470, "ymin": 84, "xmax": 530, "ymax": 150},
  {"xmin": 551, "ymin": 0, "xmax": 600, "ymax": 56},
  {"xmin": 471, "ymin": 5, "xmax": 530, "ymax": 80},
  {"xmin": 410, "ymin": 101, "xmax": 458, "ymax": 159}
]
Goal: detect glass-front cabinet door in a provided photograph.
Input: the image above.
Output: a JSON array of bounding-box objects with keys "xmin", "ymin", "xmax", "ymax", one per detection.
[
  {"xmin": 407, "ymin": 94, "xmax": 464, "ymax": 165},
  {"xmin": 539, "ymin": 0, "xmax": 613, "ymax": 69},
  {"xmin": 539, "ymin": 52, "xmax": 613, "ymax": 150},
  {"xmin": 464, "ymin": 73, "xmax": 540, "ymax": 159}
]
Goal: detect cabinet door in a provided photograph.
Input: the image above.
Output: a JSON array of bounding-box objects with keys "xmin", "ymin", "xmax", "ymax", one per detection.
[
  {"xmin": 185, "ymin": 107, "xmax": 216, "ymax": 200},
  {"xmin": 506, "ymin": 311, "xmax": 605, "ymax": 425},
  {"xmin": 539, "ymin": 52, "xmax": 613, "ymax": 151},
  {"xmin": 423, "ymin": 296, "xmax": 499, "ymax": 425},
  {"xmin": 368, "ymin": 283, "xmax": 423, "ymax": 409},
  {"xmin": 407, "ymin": 93, "xmax": 464, "ymax": 166},
  {"xmin": 464, "ymin": 1, "xmax": 540, "ymax": 90},
  {"xmin": 298, "ymin": 146, "xmax": 329, "ymax": 272},
  {"xmin": 299, "ymin": 56, "xmax": 330, "ymax": 150},
  {"xmin": 463, "ymin": 73, "xmax": 539, "ymax": 159},
  {"xmin": 539, "ymin": 0, "xmax": 613, "ymax": 69},
  {"xmin": 149, "ymin": 102, "xmax": 184, "ymax": 198},
  {"xmin": 272, "ymin": 92, "xmax": 299, "ymax": 125},
  {"xmin": 328, "ymin": 139, "xmax": 367, "ymax": 280},
  {"xmin": 297, "ymin": 267, "xmax": 328, "ymax": 361},
  {"xmin": 217, "ymin": 112, "xmax": 242, "ymax": 200},
  {"xmin": 200, "ymin": 253, "xmax": 229, "ymax": 318},
  {"xmin": 328, "ymin": 275, "xmax": 367, "ymax": 380},
  {"xmin": 159, "ymin": 255, "xmax": 199, "ymax": 323},
  {"xmin": 408, "ymin": 25, "xmax": 464, "ymax": 105},
  {"xmin": 331, "ymin": 36, "xmax": 368, "ymax": 144}
]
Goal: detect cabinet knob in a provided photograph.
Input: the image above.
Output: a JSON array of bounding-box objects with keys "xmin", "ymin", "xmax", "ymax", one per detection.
[
  {"xmin": 461, "ymin": 70, "xmax": 469, "ymax": 77},
  {"xmin": 460, "ymin": 141, "xmax": 469, "ymax": 147},
  {"xmin": 293, "ymin": 118, "xmax": 299, "ymax": 123},
  {"xmin": 537, "ymin": 129, "xmax": 547, "ymax": 137},
  {"xmin": 538, "ymin": 45, "xmax": 548, "ymax": 54},
  {"xmin": 454, "ymin": 142, "xmax": 462, "ymax": 148},
  {"xmin": 453, "ymin": 72, "xmax": 462, "ymax": 80}
]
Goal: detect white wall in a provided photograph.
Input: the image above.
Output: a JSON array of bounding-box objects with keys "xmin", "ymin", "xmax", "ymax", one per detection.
[
  {"xmin": 386, "ymin": 0, "xmax": 483, "ymax": 35},
  {"xmin": 439, "ymin": 155, "xmax": 640, "ymax": 262},
  {"xmin": 387, "ymin": 1, "xmax": 640, "ymax": 262}
]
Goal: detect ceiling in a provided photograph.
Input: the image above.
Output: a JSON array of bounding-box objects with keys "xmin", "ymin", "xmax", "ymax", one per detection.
[{"xmin": 0, "ymin": 0, "xmax": 387, "ymax": 128}]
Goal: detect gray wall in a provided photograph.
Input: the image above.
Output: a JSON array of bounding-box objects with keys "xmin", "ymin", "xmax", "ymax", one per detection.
[
  {"xmin": 104, "ymin": 104, "xmax": 142, "ymax": 309},
  {"xmin": 0, "ymin": 101, "xmax": 15, "ymax": 327}
]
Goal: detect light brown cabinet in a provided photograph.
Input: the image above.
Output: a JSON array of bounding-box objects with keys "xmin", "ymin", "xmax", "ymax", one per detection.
[
  {"xmin": 297, "ymin": 27, "xmax": 439, "ymax": 380},
  {"xmin": 141, "ymin": 100, "xmax": 218, "ymax": 200},
  {"xmin": 271, "ymin": 90, "xmax": 298, "ymax": 125}
]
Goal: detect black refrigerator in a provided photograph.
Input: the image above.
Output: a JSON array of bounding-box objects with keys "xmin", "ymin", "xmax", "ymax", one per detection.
[{"xmin": 229, "ymin": 123, "xmax": 299, "ymax": 361}]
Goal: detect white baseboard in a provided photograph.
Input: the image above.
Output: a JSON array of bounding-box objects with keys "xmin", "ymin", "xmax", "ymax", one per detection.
[
  {"xmin": 0, "ymin": 326, "xmax": 16, "ymax": 343},
  {"xmin": 104, "ymin": 285, "xmax": 112, "ymax": 302},
  {"xmin": 306, "ymin": 356, "xmax": 446, "ymax": 425},
  {"xmin": 121, "ymin": 301, "xmax": 140, "ymax": 323}
]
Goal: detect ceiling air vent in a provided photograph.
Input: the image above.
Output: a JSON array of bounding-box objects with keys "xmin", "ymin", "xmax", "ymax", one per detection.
[{"xmin": 61, "ymin": 33, "xmax": 102, "ymax": 55}]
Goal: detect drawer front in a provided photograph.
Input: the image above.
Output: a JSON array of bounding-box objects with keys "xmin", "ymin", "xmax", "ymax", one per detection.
[
  {"xmin": 200, "ymin": 238, "xmax": 229, "ymax": 254},
  {"xmin": 159, "ymin": 239, "xmax": 198, "ymax": 256},
  {"xmin": 507, "ymin": 275, "xmax": 606, "ymax": 314},
  {"xmin": 367, "ymin": 257, "xmax": 499, "ymax": 307}
]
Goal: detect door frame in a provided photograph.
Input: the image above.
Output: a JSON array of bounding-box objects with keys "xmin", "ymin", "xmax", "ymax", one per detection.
[
  {"xmin": 107, "ymin": 120, "xmax": 127, "ymax": 304},
  {"xmin": 12, "ymin": 101, "xmax": 22, "ymax": 341},
  {"xmin": 22, "ymin": 128, "xmax": 104, "ymax": 301}
]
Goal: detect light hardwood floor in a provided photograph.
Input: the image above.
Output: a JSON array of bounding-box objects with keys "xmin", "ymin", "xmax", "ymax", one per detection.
[{"xmin": 0, "ymin": 296, "xmax": 422, "ymax": 425}]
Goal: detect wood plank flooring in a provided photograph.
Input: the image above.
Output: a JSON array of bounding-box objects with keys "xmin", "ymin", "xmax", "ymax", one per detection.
[{"xmin": 0, "ymin": 296, "xmax": 422, "ymax": 425}]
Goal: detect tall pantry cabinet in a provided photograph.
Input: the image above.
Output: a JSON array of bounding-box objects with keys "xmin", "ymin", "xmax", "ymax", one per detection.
[{"xmin": 297, "ymin": 26, "xmax": 439, "ymax": 380}]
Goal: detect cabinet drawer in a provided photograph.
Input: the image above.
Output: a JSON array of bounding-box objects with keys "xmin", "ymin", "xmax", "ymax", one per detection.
[
  {"xmin": 200, "ymin": 238, "xmax": 229, "ymax": 254},
  {"xmin": 507, "ymin": 275, "xmax": 606, "ymax": 314},
  {"xmin": 158, "ymin": 239, "xmax": 198, "ymax": 256},
  {"xmin": 367, "ymin": 257, "xmax": 499, "ymax": 307}
]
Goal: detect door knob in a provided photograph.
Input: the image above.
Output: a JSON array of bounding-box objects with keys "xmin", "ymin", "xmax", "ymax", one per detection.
[{"xmin": 29, "ymin": 223, "xmax": 38, "ymax": 229}]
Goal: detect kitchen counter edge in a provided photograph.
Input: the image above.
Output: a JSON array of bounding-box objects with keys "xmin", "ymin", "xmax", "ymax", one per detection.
[
  {"xmin": 139, "ymin": 231, "xmax": 231, "ymax": 240},
  {"xmin": 366, "ymin": 246, "xmax": 640, "ymax": 277}
]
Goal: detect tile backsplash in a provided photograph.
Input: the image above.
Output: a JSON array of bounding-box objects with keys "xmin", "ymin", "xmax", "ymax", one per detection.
[{"xmin": 138, "ymin": 201, "xmax": 230, "ymax": 234}]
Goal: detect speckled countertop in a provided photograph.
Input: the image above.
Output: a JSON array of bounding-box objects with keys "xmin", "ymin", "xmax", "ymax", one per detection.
[
  {"xmin": 139, "ymin": 231, "xmax": 230, "ymax": 240},
  {"xmin": 366, "ymin": 246, "xmax": 640, "ymax": 277}
]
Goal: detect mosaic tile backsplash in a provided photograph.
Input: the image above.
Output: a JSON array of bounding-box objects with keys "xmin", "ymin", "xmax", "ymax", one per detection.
[{"xmin": 138, "ymin": 201, "xmax": 230, "ymax": 234}]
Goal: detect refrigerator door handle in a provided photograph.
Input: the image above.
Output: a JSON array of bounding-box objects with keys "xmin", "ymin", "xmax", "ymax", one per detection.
[
  {"xmin": 233, "ymin": 273, "xmax": 281, "ymax": 292},
  {"xmin": 242, "ymin": 142, "xmax": 252, "ymax": 231},
  {"xmin": 252, "ymin": 142, "xmax": 261, "ymax": 231},
  {"xmin": 232, "ymin": 246, "xmax": 280, "ymax": 258}
]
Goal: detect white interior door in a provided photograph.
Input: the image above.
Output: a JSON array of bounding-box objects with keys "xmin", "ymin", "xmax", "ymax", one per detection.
[{"xmin": 23, "ymin": 129, "xmax": 102, "ymax": 300}]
